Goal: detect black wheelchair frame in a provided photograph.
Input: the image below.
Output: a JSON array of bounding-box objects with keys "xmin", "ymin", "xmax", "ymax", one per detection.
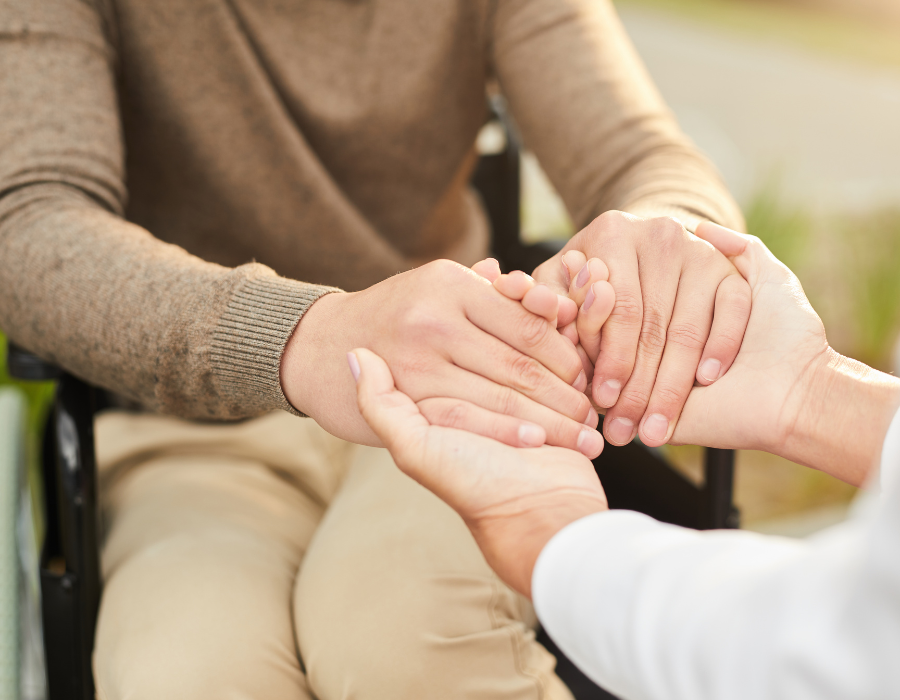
[{"xmin": 5, "ymin": 109, "xmax": 738, "ymax": 700}]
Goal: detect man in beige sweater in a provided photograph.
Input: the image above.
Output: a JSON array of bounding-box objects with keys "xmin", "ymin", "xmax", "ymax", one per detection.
[{"xmin": 0, "ymin": 0, "xmax": 746, "ymax": 697}]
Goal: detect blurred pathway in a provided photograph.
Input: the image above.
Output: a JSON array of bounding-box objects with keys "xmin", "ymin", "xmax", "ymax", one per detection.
[{"xmin": 619, "ymin": 5, "xmax": 900, "ymax": 212}]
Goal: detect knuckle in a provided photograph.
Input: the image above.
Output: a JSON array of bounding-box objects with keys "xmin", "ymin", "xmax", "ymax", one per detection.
[
  {"xmin": 653, "ymin": 216, "xmax": 687, "ymax": 240},
  {"xmin": 652, "ymin": 383, "xmax": 685, "ymax": 409},
  {"xmin": 398, "ymin": 303, "xmax": 451, "ymax": 339},
  {"xmin": 616, "ymin": 388, "xmax": 651, "ymax": 415},
  {"xmin": 610, "ymin": 290, "xmax": 643, "ymax": 327},
  {"xmin": 666, "ymin": 321, "xmax": 707, "ymax": 351},
  {"xmin": 712, "ymin": 324, "xmax": 745, "ymax": 350},
  {"xmin": 514, "ymin": 312, "xmax": 550, "ymax": 349},
  {"xmin": 597, "ymin": 209, "xmax": 628, "ymax": 228},
  {"xmin": 637, "ymin": 310, "xmax": 667, "ymax": 354},
  {"xmin": 494, "ymin": 385, "xmax": 523, "ymax": 418},
  {"xmin": 509, "ymin": 354, "xmax": 545, "ymax": 394},
  {"xmin": 427, "ymin": 258, "xmax": 464, "ymax": 281},
  {"xmin": 434, "ymin": 400, "xmax": 470, "ymax": 429}
]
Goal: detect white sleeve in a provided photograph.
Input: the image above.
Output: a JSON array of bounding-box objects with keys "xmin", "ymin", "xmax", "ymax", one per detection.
[{"xmin": 533, "ymin": 408, "xmax": 900, "ymax": 700}]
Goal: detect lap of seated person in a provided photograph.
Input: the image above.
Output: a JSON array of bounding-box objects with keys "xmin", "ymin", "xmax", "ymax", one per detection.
[{"xmin": 94, "ymin": 408, "xmax": 574, "ymax": 700}]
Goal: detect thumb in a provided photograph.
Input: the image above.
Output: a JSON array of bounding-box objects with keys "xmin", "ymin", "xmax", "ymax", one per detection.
[
  {"xmin": 350, "ymin": 349, "xmax": 431, "ymax": 460},
  {"xmin": 695, "ymin": 221, "xmax": 783, "ymax": 286}
]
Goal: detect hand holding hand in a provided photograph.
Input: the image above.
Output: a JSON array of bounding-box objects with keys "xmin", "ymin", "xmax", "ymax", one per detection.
[
  {"xmin": 350, "ymin": 346, "xmax": 607, "ymax": 598},
  {"xmin": 281, "ymin": 259, "xmax": 602, "ymax": 456},
  {"xmin": 533, "ymin": 211, "xmax": 752, "ymax": 448},
  {"xmin": 674, "ymin": 223, "xmax": 900, "ymax": 485}
]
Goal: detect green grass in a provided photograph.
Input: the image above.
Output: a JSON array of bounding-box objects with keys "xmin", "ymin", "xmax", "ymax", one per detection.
[
  {"xmin": 838, "ymin": 209, "xmax": 900, "ymax": 369},
  {"xmin": 744, "ymin": 181, "xmax": 813, "ymax": 271},
  {"xmin": 614, "ymin": 0, "xmax": 900, "ymax": 73}
]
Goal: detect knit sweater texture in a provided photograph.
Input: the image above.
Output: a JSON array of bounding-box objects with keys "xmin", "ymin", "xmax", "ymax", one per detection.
[{"xmin": 0, "ymin": 0, "xmax": 744, "ymax": 420}]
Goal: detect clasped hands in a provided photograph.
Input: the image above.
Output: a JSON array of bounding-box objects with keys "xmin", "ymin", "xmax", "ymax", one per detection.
[
  {"xmin": 344, "ymin": 217, "xmax": 862, "ymax": 599},
  {"xmin": 283, "ymin": 211, "xmax": 751, "ymax": 457}
]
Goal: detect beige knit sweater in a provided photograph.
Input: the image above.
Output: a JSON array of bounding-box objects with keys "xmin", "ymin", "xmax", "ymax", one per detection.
[{"xmin": 0, "ymin": 0, "xmax": 743, "ymax": 420}]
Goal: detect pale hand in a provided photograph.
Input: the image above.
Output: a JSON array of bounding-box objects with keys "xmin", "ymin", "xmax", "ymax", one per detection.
[
  {"xmin": 281, "ymin": 259, "xmax": 603, "ymax": 456},
  {"xmin": 350, "ymin": 347, "xmax": 608, "ymax": 599},
  {"xmin": 533, "ymin": 211, "xmax": 752, "ymax": 449},
  {"xmin": 674, "ymin": 223, "xmax": 900, "ymax": 485}
]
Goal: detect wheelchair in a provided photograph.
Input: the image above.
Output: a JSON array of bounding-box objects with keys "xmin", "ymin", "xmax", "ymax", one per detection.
[{"xmin": 2, "ymin": 104, "xmax": 738, "ymax": 700}]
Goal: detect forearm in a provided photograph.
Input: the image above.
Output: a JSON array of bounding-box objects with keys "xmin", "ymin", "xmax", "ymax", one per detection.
[
  {"xmin": 494, "ymin": 0, "xmax": 744, "ymax": 234},
  {"xmin": 784, "ymin": 348, "xmax": 900, "ymax": 485},
  {"xmin": 0, "ymin": 186, "xmax": 331, "ymax": 419}
]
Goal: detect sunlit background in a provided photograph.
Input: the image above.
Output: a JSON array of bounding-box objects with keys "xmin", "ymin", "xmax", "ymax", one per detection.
[{"xmin": 522, "ymin": 0, "xmax": 900, "ymax": 533}]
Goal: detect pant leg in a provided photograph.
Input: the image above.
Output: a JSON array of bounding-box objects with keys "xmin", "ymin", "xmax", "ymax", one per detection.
[
  {"xmin": 93, "ymin": 411, "xmax": 355, "ymax": 700},
  {"xmin": 294, "ymin": 444, "xmax": 574, "ymax": 700}
]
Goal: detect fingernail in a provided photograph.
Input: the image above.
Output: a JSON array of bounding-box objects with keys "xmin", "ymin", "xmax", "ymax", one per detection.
[
  {"xmin": 583, "ymin": 408, "xmax": 599, "ymax": 427},
  {"xmin": 642, "ymin": 413, "xmax": 669, "ymax": 442},
  {"xmin": 582, "ymin": 284, "xmax": 596, "ymax": 312},
  {"xmin": 699, "ymin": 358, "xmax": 722, "ymax": 382},
  {"xmin": 575, "ymin": 263, "xmax": 591, "ymax": 289},
  {"xmin": 573, "ymin": 370, "xmax": 587, "ymax": 392},
  {"xmin": 577, "ymin": 428, "xmax": 604, "ymax": 457},
  {"xmin": 562, "ymin": 257, "xmax": 572, "ymax": 287},
  {"xmin": 594, "ymin": 379, "xmax": 621, "ymax": 408},
  {"xmin": 347, "ymin": 352, "xmax": 360, "ymax": 382},
  {"xmin": 606, "ymin": 417, "xmax": 634, "ymax": 446},
  {"xmin": 518, "ymin": 423, "xmax": 545, "ymax": 447}
]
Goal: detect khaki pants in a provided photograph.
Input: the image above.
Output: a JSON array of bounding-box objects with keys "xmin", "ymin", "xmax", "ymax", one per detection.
[{"xmin": 93, "ymin": 410, "xmax": 572, "ymax": 700}]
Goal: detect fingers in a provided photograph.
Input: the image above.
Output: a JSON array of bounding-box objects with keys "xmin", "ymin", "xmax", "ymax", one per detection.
[
  {"xmin": 493, "ymin": 269, "xmax": 576, "ymax": 328},
  {"xmin": 694, "ymin": 222, "xmax": 751, "ymax": 258},
  {"xmin": 567, "ymin": 257, "xmax": 610, "ymax": 308},
  {"xmin": 522, "ymin": 285, "xmax": 560, "ymax": 323},
  {"xmin": 471, "ymin": 257, "xmax": 502, "ymax": 282},
  {"xmin": 576, "ymin": 280, "xmax": 616, "ymax": 364},
  {"xmin": 532, "ymin": 248, "xmax": 585, "ymax": 299},
  {"xmin": 493, "ymin": 271, "xmax": 561, "ymax": 324},
  {"xmin": 632, "ymin": 276, "xmax": 714, "ymax": 447},
  {"xmin": 562, "ymin": 249, "xmax": 587, "ymax": 291},
  {"xmin": 412, "ymin": 363, "xmax": 604, "ymax": 457},
  {"xmin": 493, "ymin": 269, "xmax": 534, "ymax": 300},
  {"xmin": 589, "ymin": 245, "xmax": 643, "ymax": 412},
  {"xmin": 350, "ymin": 349, "xmax": 430, "ymax": 457},
  {"xmin": 465, "ymin": 283, "xmax": 586, "ymax": 390},
  {"xmin": 557, "ymin": 296, "xmax": 578, "ymax": 328},
  {"xmin": 695, "ymin": 221, "xmax": 788, "ymax": 286},
  {"xmin": 417, "ymin": 398, "xmax": 546, "ymax": 448},
  {"xmin": 695, "ymin": 273, "xmax": 751, "ymax": 386},
  {"xmin": 449, "ymin": 325, "xmax": 595, "ymax": 422}
]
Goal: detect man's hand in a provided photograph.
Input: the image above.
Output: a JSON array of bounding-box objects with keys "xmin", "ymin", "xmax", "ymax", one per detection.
[
  {"xmin": 350, "ymin": 346, "xmax": 608, "ymax": 599},
  {"xmin": 533, "ymin": 211, "xmax": 752, "ymax": 449},
  {"xmin": 281, "ymin": 259, "xmax": 603, "ymax": 456},
  {"xmin": 673, "ymin": 223, "xmax": 900, "ymax": 485}
]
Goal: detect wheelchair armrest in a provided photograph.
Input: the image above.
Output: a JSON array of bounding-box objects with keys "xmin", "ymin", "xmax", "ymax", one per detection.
[{"xmin": 6, "ymin": 343, "xmax": 62, "ymax": 381}]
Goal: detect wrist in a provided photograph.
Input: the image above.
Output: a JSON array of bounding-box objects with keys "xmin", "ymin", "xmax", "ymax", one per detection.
[
  {"xmin": 785, "ymin": 347, "xmax": 900, "ymax": 484},
  {"xmin": 280, "ymin": 290, "xmax": 345, "ymax": 415},
  {"xmin": 472, "ymin": 494, "xmax": 607, "ymax": 600}
]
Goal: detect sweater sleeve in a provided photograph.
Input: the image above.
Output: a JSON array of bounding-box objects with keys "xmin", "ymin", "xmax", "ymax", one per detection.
[
  {"xmin": 0, "ymin": 0, "xmax": 336, "ymax": 420},
  {"xmin": 491, "ymin": 0, "xmax": 745, "ymax": 233},
  {"xmin": 532, "ymin": 408, "xmax": 900, "ymax": 700}
]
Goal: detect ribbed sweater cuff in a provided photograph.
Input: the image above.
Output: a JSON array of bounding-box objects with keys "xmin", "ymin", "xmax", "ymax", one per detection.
[{"xmin": 210, "ymin": 275, "xmax": 340, "ymax": 417}]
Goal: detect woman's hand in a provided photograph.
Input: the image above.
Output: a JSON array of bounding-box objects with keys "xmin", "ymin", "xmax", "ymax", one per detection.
[
  {"xmin": 674, "ymin": 223, "xmax": 900, "ymax": 485},
  {"xmin": 281, "ymin": 259, "xmax": 603, "ymax": 456},
  {"xmin": 533, "ymin": 211, "xmax": 751, "ymax": 449},
  {"xmin": 350, "ymin": 346, "xmax": 608, "ymax": 599}
]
